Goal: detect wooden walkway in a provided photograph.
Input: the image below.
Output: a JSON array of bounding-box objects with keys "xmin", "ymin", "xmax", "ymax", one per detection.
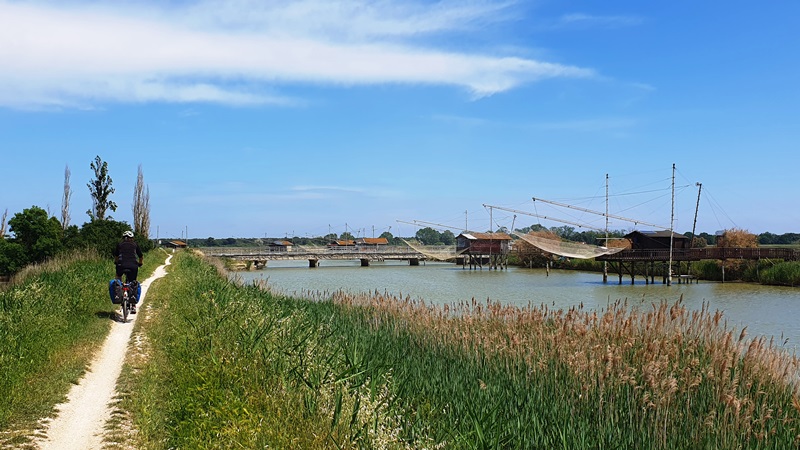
[
  {"xmin": 596, "ymin": 247, "xmax": 799, "ymax": 285},
  {"xmin": 596, "ymin": 247, "xmax": 799, "ymax": 262}
]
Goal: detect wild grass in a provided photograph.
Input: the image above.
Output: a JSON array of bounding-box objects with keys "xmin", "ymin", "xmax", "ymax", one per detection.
[
  {"xmin": 0, "ymin": 249, "xmax": 165, "ymax": 445},
  {"xmin": 759, "ymin": 262, "xmax": 800, "ymax": 287},
  {"xmin": 126, "ymin": 252, "xmax": 800, "ymax": 449}
]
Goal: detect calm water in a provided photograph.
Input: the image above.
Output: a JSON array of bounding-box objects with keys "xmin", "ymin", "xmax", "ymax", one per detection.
[{"xmin": 235, "ymin": 260, "xmax": 800, "ymax": 352}]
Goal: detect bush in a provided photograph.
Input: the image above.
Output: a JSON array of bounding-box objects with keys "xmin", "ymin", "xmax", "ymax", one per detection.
[
  {"xmin": 759, "ymin": 261, "xmax": 800, "ymax": 287},
  {"xmin": 76, "ymin": 219, "xmax": 131, "ymax": 258}
]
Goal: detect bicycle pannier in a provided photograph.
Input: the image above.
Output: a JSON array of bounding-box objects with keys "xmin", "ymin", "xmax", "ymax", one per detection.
[{"xmin": 109, "ymin": 279, "xmax": 123, "ymax": 304}]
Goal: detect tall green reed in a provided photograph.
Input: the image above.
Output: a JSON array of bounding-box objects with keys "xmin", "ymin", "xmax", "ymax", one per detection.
[{"xmin": 125, "ymin": 251, "xmax": 800, "ymax": 449}]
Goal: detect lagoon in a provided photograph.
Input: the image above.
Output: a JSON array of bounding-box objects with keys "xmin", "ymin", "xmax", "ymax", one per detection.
[{"xmin": 234, "ymin": 260, "xmax": 800, "ymax": 352}]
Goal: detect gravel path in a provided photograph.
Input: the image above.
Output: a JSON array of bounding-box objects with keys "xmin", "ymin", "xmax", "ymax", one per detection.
[{"xmin": 35, "ymin": 255, "xmax": 172, "ymax": 450}]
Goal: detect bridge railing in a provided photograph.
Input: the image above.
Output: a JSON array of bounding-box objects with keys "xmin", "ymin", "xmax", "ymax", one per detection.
[
  {"xmin": 597, "ymin": 247, "xmax": 799, "ymax": 262},
  {"xmin": 200, "ymin": 245, "xmax": 433, "ymax": 257}
]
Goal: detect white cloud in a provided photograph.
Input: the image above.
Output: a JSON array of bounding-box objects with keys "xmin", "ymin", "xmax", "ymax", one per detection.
[
  {"xmin": 558, "ymin": 13, "xmax": 643, "ymax": 29},
  {"xmin": 183, "ymin": 0, "xmax": 518, "ymax": 39},
  {"xmin": 0, "ymin": 0, "xmax": 593, "ymax": 109}
]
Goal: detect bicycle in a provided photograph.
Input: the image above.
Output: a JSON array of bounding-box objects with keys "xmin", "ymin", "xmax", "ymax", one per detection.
[
  {"xmin": 113, "ymin": 272, "xmax": 139, "ymax": 323},
  {"xmin": 119, "ymin": 281, "xmax": 134, "ymax": 322}
]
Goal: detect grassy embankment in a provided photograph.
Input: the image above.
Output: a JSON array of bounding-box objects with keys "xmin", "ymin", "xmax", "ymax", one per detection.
[
  {"xmin": 0, "ymin": 249, "xmax": 165, "ymax": 446},
  {"xmin": 117, "ymin": 251, "xmax": 800, "ymax": 449}
]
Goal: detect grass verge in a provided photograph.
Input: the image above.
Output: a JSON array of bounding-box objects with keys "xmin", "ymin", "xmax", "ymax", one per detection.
[
  {"xmin": 123, "ymin": 251, "xmax": 800, "ymax": 449},
  {"xmin": 0, "ymin": 249, "xmax": 166, "ymax": 447}
]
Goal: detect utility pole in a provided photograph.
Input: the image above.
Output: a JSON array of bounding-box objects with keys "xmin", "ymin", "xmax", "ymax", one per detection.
[
  {"xmin": 691, "ymin": 182, "xmax": 702, "ymax": 246},
  {"xmin": 489, "ymin": 206, "xmax": 494, "ymax": 269},
  {"xmin": 688, "ymin": 182, "xmax": 702, "ymax": 279},
  {"xmin": 604, "ymin": 173, "xmax": 609, "ymax": 284},
  {"xmin": 668, "ymin": 163, "xmax": 675, "ymax": 286}
]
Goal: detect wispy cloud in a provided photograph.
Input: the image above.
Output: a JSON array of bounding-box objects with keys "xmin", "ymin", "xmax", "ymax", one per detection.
[
  {"xmin": 183, "ymin": 0, "xmax": 518, "ymax": 40},
  {"xmin": 557, "ymin": 13, "xmax": 643, "ymax": 29},
  {"xmin": 0, "ymin": 1, "xmax": 594, "ymax": 109}
]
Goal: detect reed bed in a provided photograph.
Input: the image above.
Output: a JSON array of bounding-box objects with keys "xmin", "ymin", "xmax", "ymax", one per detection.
[
  {"xmin": 124, "ymin": 251, "xmax": 800, "ymax": 449},
  {"xmin": 334, "ymin": 292, "xmax": 800, "ymax": 448},
  {"xmin": 758, "ymin": 262, "xmax": 800, "ymax": 287}
]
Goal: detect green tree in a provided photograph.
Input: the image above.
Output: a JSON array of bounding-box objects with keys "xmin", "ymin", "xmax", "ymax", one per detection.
[
  {"xmin": 415, "ymin": 227, "xmax": 441, "ymax": 245},
  {"xmin": 0, "ymin": 239, "xmax": 26, "ymax": 275},
  {"xmin": 87, "ymin": 155, "xmax": 117, "ymax": 220},
  {"xmin": 550, "ymin": 226, "xmax": 576, "ymax": 240},
  {"xmin": 441, "ymin": 230, "xmax": 456, "ymax": 245},
  {"xmin": 132, "ymin": 164, "xmax": 151, "ymax": 237},
  {"xmin": 78, "ymin": 219, "xmax": 131, "ymax": 258},
  {"xmin": 8, "ymin": 206, "xmax": 63, "ymax": 265},
  {"xmin": 62, "ymin": 224, "xmax": 82, "ymax": 250}
]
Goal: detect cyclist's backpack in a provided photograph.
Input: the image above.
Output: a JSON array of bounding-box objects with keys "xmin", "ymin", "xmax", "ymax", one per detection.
[{"xmin": 109, "ymin": 279, "xmax": 123, "ymax": 304}]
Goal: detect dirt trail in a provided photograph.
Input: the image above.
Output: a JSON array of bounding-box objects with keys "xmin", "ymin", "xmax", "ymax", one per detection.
[{"xmin": 35, "ymin": 255, "xmax": 172, "ymax": 450}]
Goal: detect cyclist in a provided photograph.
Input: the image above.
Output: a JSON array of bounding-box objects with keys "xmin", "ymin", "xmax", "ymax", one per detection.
[{"xmin": 114, "ymin": 230, "xmax": 144, "ymax": 313}]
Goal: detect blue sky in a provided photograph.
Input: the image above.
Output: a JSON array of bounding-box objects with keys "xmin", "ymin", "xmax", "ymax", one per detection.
[{"xmin": 1, "ymin": 0, "xmax": 798, "ymax": 240}]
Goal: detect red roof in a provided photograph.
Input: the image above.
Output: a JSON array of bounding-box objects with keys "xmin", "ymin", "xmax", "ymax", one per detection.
[{"xmin": 360, "ymin": 238, "xmax": 388, "ymax": 245}]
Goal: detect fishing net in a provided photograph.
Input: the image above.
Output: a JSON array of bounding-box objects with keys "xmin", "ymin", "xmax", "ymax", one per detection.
[
  {"xmin": 401, "ymin": 239, "xmax": 467, "ymax": 261},
  {"xmin": 513, "ymin": 232, "xmax": 625, "ymax": 259}
]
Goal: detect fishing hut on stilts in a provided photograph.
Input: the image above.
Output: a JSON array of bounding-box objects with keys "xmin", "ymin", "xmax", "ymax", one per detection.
[{"xmin": 456, "ymin": 232, "xmax": 512, "ymax": 270}]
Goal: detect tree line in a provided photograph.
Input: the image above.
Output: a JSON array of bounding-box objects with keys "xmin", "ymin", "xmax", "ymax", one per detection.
[
  {"xmin": 190, "ymin": 225, "xmax": 800, "ymax": 250},
  {"xmin": 0, "ymin": 156, "xmax": 153, "ymax": 277}
]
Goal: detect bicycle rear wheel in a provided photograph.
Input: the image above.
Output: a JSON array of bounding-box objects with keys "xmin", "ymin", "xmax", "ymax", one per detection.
[{"xmin": 121, "ymin": 291, "xmax": 129, "ymax": 322}]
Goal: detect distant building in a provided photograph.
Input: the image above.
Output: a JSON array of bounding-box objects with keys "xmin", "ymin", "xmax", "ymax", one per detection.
[
  {"xmin": 328, "ymin": 240, "xmax": 356, "ymax": 250},
  {"xmin": 624, "ymin": 230, "xmax": 690, "ymax": 250},
  {"xmin": 456, "ymin": 232, "xmax": 512, "ymax": 269},
  {"xmin": 162, "ymin": 240, "xmax": 188, "ymax": 249},
  {"xmin": 355, "ymin": 237, "xmax": 389, "ymax": 250},
  {"xmin": 456, "ymin": 232, "xmax": 512, "ymax": 254},
  {"xmin": 269, "ymin": 240, "xmax": 293, "ymax": 252}
]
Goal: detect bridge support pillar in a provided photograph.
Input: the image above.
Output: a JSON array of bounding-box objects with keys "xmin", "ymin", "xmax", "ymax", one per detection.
[
  {"xmin": 360, "ymin": 259, "xmax": 370, "ymax": 267},
  {"xmin": 309, "ymin": 259, "xmax": 318, "ymax": 268},
  {"xmin": 409, "ymin": 258, "xmax": 420, "ymax": 266},
  {"xmin": 629, "ymin": 262, "xmax": 635, "ymax": 284}
]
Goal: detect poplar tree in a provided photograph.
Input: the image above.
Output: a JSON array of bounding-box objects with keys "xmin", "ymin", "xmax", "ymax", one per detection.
[
  {"xmin": 132, "ymin": 164, "xmax": 151, "ymax": 238},
  {"xmin": 61, "ymin": 164, "xmax": 72, "ymax": 230},
  {"xmin": 0, "ymin": 208, "xmax": 7, "ymax": 239},
  {"xmin": 86, "ymin": 155, "xmax": 117, "ymax": 221}
]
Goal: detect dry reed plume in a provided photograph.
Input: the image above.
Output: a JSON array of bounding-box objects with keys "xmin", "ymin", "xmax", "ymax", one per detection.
[{"xmin": 330, "ymin": 290, "xmax": 800, "ymax": 446}]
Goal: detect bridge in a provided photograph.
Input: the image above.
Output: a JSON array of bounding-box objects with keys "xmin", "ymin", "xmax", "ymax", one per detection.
[{"xmin": 201, "ymin": 245, "xmax": 435, "ymax": 268}]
